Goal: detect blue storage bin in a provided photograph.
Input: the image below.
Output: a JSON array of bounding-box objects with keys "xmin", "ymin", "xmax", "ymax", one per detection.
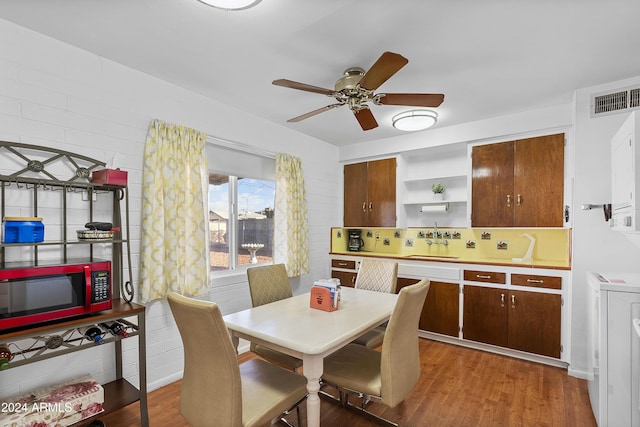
[{"xmin": 2, "ymin": 217, "xmax": 44, "ymax": 243}]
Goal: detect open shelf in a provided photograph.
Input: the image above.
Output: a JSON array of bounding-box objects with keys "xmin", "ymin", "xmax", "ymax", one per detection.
[
  {"xmin": 73, "ymin": 379, "xmax": 140, "ymax": 427},
  {"xmin": 403, "ymin": 173, "xmax": 467, "ymax": 184},
  {"xmin": 0, "ymin": 301, "xmax": 147, "ymax": 426},
  {"xmin": 404, "ymin": 199, "xmax": 467, "ymax": 205},
  {"xmin": 0, "ymin": 239, "xmax": 128, "ymax": 248}
]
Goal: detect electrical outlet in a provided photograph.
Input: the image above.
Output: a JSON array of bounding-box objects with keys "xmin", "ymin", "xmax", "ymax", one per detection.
[{"xmin": 375, "ymin": 232, "xmax": 380, "ymax": 240}]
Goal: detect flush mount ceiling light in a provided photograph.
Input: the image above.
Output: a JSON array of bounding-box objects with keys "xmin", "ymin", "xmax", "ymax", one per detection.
[
  {"xmin": 392, "ymin": 109, "xmax": 438, "ymax": 131},
  {"xmin": 196, "ymin": 0, "xmax": 262, "ymax": 10}
]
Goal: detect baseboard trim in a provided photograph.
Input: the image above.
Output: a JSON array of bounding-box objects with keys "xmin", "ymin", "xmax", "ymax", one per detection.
[{"xmin": 568, "ymin": 367, "xmax": 594, "ymax": 380}]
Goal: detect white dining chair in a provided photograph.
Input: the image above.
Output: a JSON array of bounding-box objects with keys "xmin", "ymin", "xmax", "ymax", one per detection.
[
  {"xmin": 321, "ymin": 279, "xmax": 430, "ymax": 427},
  {"xmin": 246, "ymin": 264, "xmax": 304, "ymax": 372},
  {"xmin": 352, "ymin": 259, "xmax": 398, "ymax": 348},
  {"xmin": 167, "ymin": 292, "xmax": 307, "ymax": 427}
]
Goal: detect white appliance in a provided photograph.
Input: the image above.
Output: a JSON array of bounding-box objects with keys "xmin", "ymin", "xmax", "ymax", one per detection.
[
  {"xmin": 611, "ymin": 110, "xmax": 640, "ymax": 232},
  {"xmin": 588, "ymin": 271, "xmax": 640, "ymax": 426}
]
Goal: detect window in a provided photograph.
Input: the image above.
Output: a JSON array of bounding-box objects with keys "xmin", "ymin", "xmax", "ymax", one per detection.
[{"xmin": 206, "ymin": 142, "xmax": 276, "ymax": 272}]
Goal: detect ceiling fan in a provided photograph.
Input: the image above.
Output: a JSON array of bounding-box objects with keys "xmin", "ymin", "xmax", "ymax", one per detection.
[{"xmin": 272, "ymin": 51, "xmax": 444, "ymax": 131}]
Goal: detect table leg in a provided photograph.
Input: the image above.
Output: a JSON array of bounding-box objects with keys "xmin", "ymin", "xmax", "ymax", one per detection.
[
  {"xmin": 302, "ymin": 354, "xmax": 323, "ymax": 427},
  {"xmin": 230, "ymin": 332, "xmax": 239, "ymax": 355}
]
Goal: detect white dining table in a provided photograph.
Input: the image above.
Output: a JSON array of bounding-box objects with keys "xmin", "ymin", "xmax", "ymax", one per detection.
[{"xmin": 223, "ymin": 286, "xmax": 398, "ymax": 427}]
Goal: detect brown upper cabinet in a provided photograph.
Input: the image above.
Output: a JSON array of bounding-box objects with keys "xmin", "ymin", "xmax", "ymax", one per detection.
[
  {"xmin": 344, "ymin": 158, "xmax": 396, "ymax": 227},
  {"xmin": 471, "ymin": 133, "xmax": 565, "ymax": 227}
]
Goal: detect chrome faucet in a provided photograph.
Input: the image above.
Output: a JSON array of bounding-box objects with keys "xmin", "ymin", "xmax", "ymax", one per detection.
[{"xmin": 426, "ymin": 222, "xmax": 448, "ymax": 246}]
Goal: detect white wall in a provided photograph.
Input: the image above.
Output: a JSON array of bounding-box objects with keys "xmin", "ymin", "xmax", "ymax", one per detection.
[{"xmin": 0, "ymin": 18, "xmax": 341, "ymax": 398}]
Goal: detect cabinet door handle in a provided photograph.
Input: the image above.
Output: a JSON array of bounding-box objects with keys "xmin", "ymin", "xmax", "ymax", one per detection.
[
  {"xmin": 369, "ymin": 202, "xmax": 373, "ymax": 212},
  {"xmin": 362, "ymin": 202, "xmax": 367, "ymax": 212},
  {"xmin": 351, "ymin": 276, "xmax": 356, "ymax": 285},
  {"xmin": 511, "ymin": 294, "xmax": 516, "ymax": 308},
  {"xmin": 337, "ymin": 262, "xmax": 348, "ymax": 267},
  {"xmin": 506, "ymin": 194, "xmax": 511, "ymax": 207},
  {"xmin": 500, "ymin": 293, "xmax": 505, "ymax": 307},
  {"xmin": 476, "ymin": 274, "xmax": 491, "ymax": 279},
  {"xmin": 517, "ymin": 194, "xmax": 522, "ymax": 206},
  {"xmin": 527, "ymin": 279, "xmax": 544, "ymax": 284}
]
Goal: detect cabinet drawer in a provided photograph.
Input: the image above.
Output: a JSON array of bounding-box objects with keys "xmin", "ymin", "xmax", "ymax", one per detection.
[
  {"xmin": 463, "ymin": 270, "xmax": 506, "ymax": 284},
  {"xmin": 511, "ymin": 273, "xmax": 561, "ymax": 290},
  {"xmin": 331, "ymin": 259, "xmax": 356, "ymax": 270}
]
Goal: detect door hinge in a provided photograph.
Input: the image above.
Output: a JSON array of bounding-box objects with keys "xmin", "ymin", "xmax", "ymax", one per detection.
[
  {"xmin": 561, "ymin": 297, "xmax": 564, "ymax": 306},
  {"xmin": 560, "ymin": 344, "xmax": 564, "ymax": 353}
]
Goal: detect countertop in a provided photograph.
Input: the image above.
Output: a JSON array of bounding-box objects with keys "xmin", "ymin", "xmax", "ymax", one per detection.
[{"xmin": 330, "ymin": 251, "xmax": 571, "ymax": 270}]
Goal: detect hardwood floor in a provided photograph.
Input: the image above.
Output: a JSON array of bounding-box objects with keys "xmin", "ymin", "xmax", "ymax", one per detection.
[{"xmin": 98, "ymin": 339, "xmax": 596, "ymax": 426}]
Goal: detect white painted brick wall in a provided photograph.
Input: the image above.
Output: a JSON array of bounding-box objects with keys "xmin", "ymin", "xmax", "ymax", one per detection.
[{"xmin": 0, "ymin": 18, "xmax": 341, "ymax": 399}]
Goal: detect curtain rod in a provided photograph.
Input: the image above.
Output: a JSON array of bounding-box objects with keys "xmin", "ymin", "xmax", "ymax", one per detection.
[{"xmin": 206, "ymin": 135, "xmax": 276, "ymax": 160}]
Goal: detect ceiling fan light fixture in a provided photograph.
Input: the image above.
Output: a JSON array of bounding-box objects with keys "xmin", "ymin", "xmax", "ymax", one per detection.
[
  {"xmin": 196, "ymin": 0, "xmax": 262, "ymax": 10},
  {"xmin": 392, "ymin": 109, "xmax": 438, "ymax": 131}
]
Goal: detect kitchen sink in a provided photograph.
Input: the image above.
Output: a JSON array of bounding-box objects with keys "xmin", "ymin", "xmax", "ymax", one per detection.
[{"xmin": 407, "ymin": 255, "xmax": 459, "ymax": 260}]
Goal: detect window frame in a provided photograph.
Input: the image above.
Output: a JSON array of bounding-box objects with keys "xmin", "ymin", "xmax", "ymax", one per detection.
[{"xmin": 208, "ymin": 173, "xmax": 275, "ymax": 274}]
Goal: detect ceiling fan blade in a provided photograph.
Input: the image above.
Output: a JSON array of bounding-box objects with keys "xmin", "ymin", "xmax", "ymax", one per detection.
[
  {"xmin": 378, "ymin": 93, "xmax": 445, "ymax": 107},
  {"xmin": 273, "ymin": 79, "xmax": 335, "ymax": 96},
  {"xmin": 287, "ymin": 103, "xmax": 343, "ymax": 122},
  {"xmin": 358, "ymin": 51, "xmax": 409, "ymax": 91},
  {"xmin": 354, "ymin": 108, "xmax": 378, "ymax": 131}
]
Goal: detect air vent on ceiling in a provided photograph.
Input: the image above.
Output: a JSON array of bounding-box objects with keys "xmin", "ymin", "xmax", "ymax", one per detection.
[{"xmin": 591, "ymin": 85, "xmax": 640, "ymax": 118}]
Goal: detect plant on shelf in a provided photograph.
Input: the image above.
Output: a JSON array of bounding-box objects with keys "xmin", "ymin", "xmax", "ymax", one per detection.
[
  {"xmin": 432, "ymin": 182, "xmax": 445, "ymax": 193},
  {"xmin": 432, "ymin": 182, "xmax": 445, "ymax": 200}
]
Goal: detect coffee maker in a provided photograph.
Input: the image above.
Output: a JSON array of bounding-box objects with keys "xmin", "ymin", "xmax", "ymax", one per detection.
[{"xmin": 347, "ymin": 229, "xmax": 364, "ymax": 251}]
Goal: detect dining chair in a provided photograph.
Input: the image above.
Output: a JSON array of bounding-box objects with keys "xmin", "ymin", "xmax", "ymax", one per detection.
[
  {"xmin": 167, "ymin": 292, "xmax": 307, "ymax": 427},
  {"xmin": 351, "ymin": 259, "xmax": 399, "ymax": 348},
  {"xmin": 321, "ymin": 279, "xmax": 430, "ymax": 427},
  {"xmin": 247, "ymin": 264, "xmax": 304, "ymax": 371}
]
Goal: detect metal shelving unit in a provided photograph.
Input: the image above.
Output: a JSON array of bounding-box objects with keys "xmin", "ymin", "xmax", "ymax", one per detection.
[{"xmin": 0, "ymin": 141, "xmax": 148, "ymax": 426}]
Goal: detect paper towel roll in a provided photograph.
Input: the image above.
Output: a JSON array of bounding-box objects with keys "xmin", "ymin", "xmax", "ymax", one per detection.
[{"xmin": 420, "ymin": 203, "xmax": 449, "ymax": 213}]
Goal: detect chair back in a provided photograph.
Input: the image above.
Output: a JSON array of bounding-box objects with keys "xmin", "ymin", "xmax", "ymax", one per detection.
[
  {"xmin": 247, "ymin": 263, "xmax": 292, "ymax": 307},
  {"xmin": 167, "ymin": 292, "xmax": 243, "ymax": 427},
  {"xmin": 354, "ymin": 259, "xmax": 398, "ymax": 293},
  {"xmin": 380, "ymin": 279, "xmax": 430, "ymax": 407}
]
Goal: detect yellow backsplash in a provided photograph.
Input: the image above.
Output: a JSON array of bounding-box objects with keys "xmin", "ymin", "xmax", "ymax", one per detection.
[{"xmin": 331, "ymin": 227, "xmax": 571, "ymax": 264}]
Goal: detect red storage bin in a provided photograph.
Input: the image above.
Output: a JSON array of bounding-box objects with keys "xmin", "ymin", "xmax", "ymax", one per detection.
[{"xmin": 91, "ymin": 169, "xmax": 128, "ymax": 186}]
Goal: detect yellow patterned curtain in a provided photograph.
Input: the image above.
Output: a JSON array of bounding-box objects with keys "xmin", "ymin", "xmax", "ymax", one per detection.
[
  {"xmin": 139, "ymin": 119, "xmax": 209, "ymax": 302},
  {"xmin": 274, "ymin": 153, "xmax": 310, "ymax": 277}
]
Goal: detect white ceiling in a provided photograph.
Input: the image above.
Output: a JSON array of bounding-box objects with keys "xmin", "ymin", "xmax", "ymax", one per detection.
[{"xmin": 2, "ymin": 0, "xmax": 639, "ymax": 146}]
